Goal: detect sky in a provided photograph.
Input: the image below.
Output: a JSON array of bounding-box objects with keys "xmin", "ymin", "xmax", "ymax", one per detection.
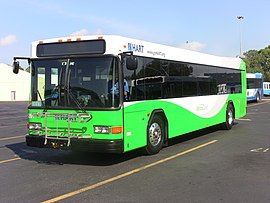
[{"xmin": 1, "ymin": 0, "xmax": 270, "ymax": 68}]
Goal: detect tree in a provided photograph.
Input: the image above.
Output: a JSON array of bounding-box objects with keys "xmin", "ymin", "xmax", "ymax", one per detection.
[{"xmin": 243, "ymin": 45, "xmax": 270, "ymax": 81}]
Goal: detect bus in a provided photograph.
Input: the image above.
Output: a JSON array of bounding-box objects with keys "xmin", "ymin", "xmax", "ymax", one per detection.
[
  {"xmin": 263, "ymin": 82, "xmax": 270, "ymax": 96},
  {"xmin": 246, "ymin": 73, "xmax": 263, "ymax": 102},
  {"xmin": 13, "ymin": 35, "xmax": 247, "ymax": 154}
]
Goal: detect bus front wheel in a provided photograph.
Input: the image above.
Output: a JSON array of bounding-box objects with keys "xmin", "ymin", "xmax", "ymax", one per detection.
[
  {"xmin": 144, "ymin": 115, "xmax": 164, "ymax": 155},
  {"xmin": 221, "ymin": 103, "xmax": 235, "ymax": 130}
]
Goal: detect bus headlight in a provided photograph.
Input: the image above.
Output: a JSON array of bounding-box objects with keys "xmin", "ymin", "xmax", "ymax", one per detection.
[
  {"xmin": 28, "ymin": 123, "xmax": 42, "ymax": 130},
  {"xmin": 94, "ymin": 126, "xmax": 110, "ymax": 134}
]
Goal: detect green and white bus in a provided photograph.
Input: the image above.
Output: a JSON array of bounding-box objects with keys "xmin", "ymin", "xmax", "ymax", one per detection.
[{"xmin": 13, "ymin": 35, "xmax": 246, "ymax": 154}]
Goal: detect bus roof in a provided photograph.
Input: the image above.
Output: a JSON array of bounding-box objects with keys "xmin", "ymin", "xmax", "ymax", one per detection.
[{"xmin": 32, "ymin": 35, "xmax": 244, "ymax": 70}]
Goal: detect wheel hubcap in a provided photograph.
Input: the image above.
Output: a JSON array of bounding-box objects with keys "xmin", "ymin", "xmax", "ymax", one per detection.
[
  {"xmin": 228, "ymin": 110, "xmax": 233, "ymax": 125},
  {"xmin": 149, "ymin": 122, "xmax": 162, "ymax": 146}
]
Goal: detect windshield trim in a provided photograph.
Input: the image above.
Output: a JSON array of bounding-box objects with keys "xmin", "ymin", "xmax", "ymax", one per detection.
[
  {"xmin": 29, "ymin": 55, "xmax": 122, "ymax": 111},
  {"xmin": 30, "ymin": 54, "xmax": 118, "ymax": 62},
  {"xmin": 28, "ymin": 105, "xmax": 122, "ymax": 111}
]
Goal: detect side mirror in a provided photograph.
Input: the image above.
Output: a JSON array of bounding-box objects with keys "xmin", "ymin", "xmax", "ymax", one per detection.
[
  {"xmin": 126, "ymin": 56, "xmax": 138, "ymax": 70},
  {"xmin": 13, "ymin": 61, "xmax": 20, "ymax": 74}
]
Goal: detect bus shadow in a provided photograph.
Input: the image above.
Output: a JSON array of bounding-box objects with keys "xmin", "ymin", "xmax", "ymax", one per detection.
[
  {"xmin": 6, "ymin": 124, "xmax": 233, "ymax": 166},
  {"xmin": 167, "ymin": 124, "xmax": 222, "ymax": 147},
  {"xmin": 5, "ymin": 142, "xmax": 143, "ymax": 166}
]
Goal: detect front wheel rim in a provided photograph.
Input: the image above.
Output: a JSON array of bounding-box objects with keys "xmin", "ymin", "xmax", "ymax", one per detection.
[
  {"xmin": 228, "ymin": 109, "xmax": 234, "ymax": 125},
  {"xmin": 149, "ymin": 122, "xmax": 162, "ymax": 146}
]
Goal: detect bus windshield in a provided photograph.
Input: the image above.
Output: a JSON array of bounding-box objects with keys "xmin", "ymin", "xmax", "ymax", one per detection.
[{"xmin": 30, "ymin": 56, "xmax": 120, "ymax": 109}]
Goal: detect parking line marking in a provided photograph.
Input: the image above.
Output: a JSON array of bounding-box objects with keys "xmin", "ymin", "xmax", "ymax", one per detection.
[
  {"xmin": 42, "ymin": 140, "xmax": 218, "ymax": 203},
  {"xmin": 236, "ymin": 118, "xmax": 251, "ymax": 121},
  {"xmin": 0, "ymin": 124, "xmax": 25, "ymax": 129},
  {"xmin": 248, "ymin": 100, "xmax": 270, "ymax": 107},
  {"xmin": 0, "ymin": 115, "xmax": 27, "ymax": 120},
  {"xmin": 0, "ymin": 157, "xmax": 21, "ymax": 164},
  {"xmin": 0, "ymin": 135, "xmax": 24, "ymax": 141}
]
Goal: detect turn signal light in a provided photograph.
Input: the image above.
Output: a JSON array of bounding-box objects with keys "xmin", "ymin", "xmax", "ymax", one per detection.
[{"xmin": 112, "ymin": 126, "xmax": 123, "ymax": 134}]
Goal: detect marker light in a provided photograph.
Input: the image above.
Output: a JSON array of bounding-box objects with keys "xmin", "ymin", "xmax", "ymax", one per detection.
[{"xmin": 112, "ymin": 126, "xmax": 123, "ymax": 134}]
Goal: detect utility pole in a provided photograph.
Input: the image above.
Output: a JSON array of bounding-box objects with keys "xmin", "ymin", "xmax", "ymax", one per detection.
[{"xmin": 237, "ymin": 16, "xmax": 244, "ymax": 57}]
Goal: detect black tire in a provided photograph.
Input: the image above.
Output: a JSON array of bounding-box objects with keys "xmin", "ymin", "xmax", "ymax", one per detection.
[
  {"xmin": 144, "ymin": 115, "xmax": 164, "ymax": 155},
  {"xmin": 221, "ymin": 103, "xmax": 235, "ymax": 130}
]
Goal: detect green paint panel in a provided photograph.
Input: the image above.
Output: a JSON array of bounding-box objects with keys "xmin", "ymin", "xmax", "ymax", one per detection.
[{"xmin": 28, "ymin": 109, "xmax": 123, "ymax": 140}]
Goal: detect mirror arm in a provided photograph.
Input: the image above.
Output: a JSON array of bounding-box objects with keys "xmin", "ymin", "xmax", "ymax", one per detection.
[
  {"xmin": 119, "ymin": 51, "xmax": 133, "ymax": 61},
  {"xmin": 13, "ymin": 57, "xmax": 31, "ymax": 74},
  {"xmin": 122, "ymin": 51, "xmax": 133, "ymax": 56},
  {"xmin": 13, "ymin": 57, "xmax": 31, "ymax": 64}
]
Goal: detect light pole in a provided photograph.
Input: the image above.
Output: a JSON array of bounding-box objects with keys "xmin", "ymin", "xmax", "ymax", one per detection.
[{"xmin": 237, "ymin": 16, "xmax": 244, "ymax": 57}]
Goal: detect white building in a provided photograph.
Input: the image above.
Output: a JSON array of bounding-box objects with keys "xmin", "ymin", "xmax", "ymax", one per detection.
[{"xmin": 0, "ymin": 63, "xmax": 30, "ymax": 101}]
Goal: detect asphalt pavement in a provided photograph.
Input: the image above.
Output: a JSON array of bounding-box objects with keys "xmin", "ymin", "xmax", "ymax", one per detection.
[{"xmin": 0, "ymin": 100, "xmax": 270, "ymax": 203}]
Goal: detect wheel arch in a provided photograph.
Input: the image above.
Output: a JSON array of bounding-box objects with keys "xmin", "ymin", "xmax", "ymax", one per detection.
[{"xmin": 148, "ymin": 109, "xmax": 168, "ymax": 147}]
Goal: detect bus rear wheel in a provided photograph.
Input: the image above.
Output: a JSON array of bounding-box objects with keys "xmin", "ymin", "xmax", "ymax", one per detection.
[
  {"xmin": 221, "ymin": 103, "xmax": 234, "ymax": 130},
  {"xmin": 144, "ymin": 115, "xmax": 164, "ymax": 155},
  {"xmin": 255, "ymin": 93, "xmax": 260, "ymax": 102}
]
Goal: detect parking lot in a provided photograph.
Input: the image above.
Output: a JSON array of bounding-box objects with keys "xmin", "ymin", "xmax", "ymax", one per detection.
[{"xmin": 1, "ymin": 100, "xmax": 270, "ymax": 203}]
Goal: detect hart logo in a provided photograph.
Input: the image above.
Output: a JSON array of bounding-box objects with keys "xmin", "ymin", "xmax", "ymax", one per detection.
[{"xmin": 128, "ymin": 43, "xmax": 144, "ymax": 53}]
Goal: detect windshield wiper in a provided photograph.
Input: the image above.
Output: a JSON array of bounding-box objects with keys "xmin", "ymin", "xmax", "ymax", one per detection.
[
  {"xmin": 36, "ymin": 89, "xmax": 47, "ymax": 111},
  {"xmin": 66, "ymin": 87, "xmax": 87, "ymax": 113},
  {"xmin": 64, "ymin": 58, "xmax": 87, "ymax": 113}
]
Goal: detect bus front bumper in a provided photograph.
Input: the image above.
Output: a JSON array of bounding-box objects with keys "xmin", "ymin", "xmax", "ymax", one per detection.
[{"xmin": 25, "ymin": 135, "xmax": 124, "ymax": 153}]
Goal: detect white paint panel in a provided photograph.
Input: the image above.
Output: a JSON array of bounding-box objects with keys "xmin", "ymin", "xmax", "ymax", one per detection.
[
  {"xmin": 32, "ymin": 35, "xmax": 243, "ymax": 70},
  {"xmin": 124, "ymin": 95, "xmax": 228, "ymax": 119},
  {"xmin": 163, "ymin": 95, "xmax": 228, "ymax": 118}
]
